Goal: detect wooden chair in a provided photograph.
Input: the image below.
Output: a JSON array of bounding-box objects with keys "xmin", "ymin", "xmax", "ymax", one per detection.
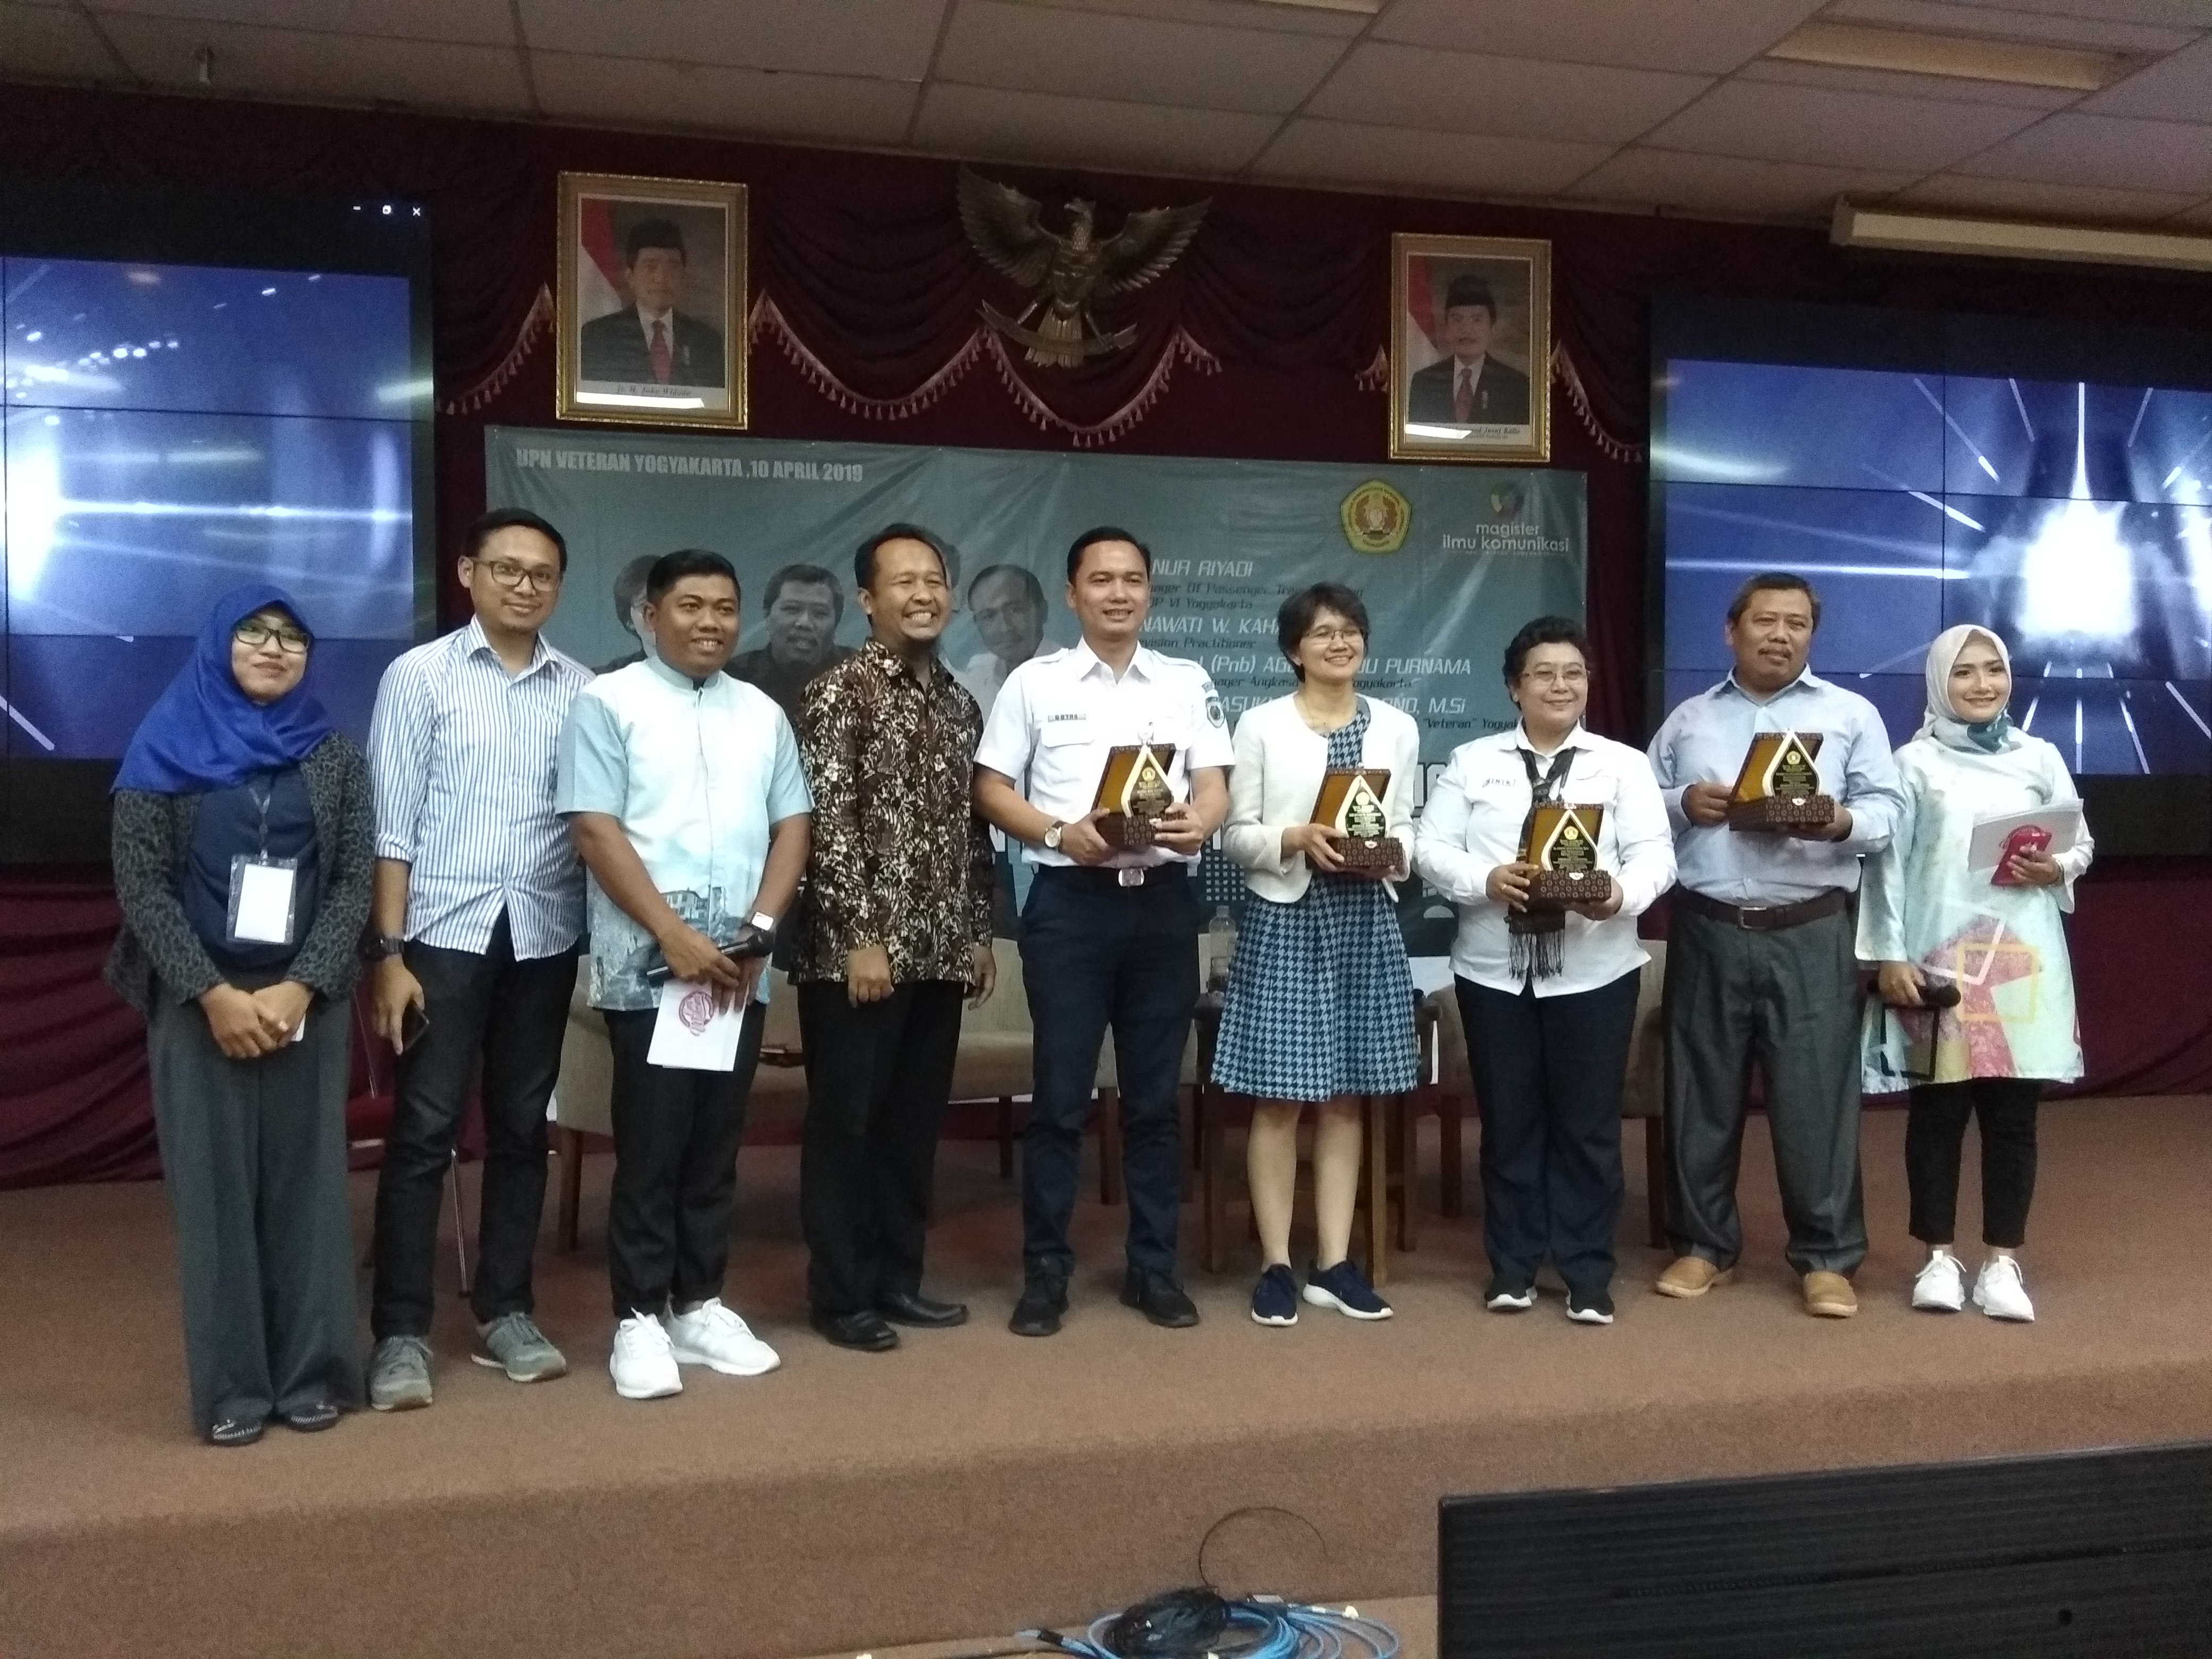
[{"xmin": 1418, "ymin": 942, "xmax": 1672, "ymax": 1249}]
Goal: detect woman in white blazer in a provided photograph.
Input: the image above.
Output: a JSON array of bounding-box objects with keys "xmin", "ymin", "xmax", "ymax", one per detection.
[
  {"xmin": 1415, "ymin": 616, "xmax": 1674, "ymax": 1327},
  {"xmin": 1215, "ymin": 583, "xmax": 1420, "ymax": 1328}
]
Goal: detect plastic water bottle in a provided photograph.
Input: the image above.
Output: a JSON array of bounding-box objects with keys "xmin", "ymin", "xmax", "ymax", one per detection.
[{"xmin": 1207, "ymin": 904, "xmax": 1236, "ymax": 992}]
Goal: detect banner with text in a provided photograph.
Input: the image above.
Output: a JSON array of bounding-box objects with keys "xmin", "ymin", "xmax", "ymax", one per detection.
[{"xmin": 486, "ymin": 428, "xmax": 1585, "ymax": 952}]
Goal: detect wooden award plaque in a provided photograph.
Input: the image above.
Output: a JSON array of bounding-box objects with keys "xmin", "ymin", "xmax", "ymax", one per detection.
[
  {"xmin": 1519, "ymin": 802, "xmax": 1612, "ymax": 908},
  {"xmin": 1727, "ymin": 730, "xmax": 1834, "ymax": 831},
  {"xmin": 1311, "ymin": 767, "xmax": 1401, "ymax": 874},
  {"xmin": 1092, "ymin": 743, "xmax": 1177, "ymax": 849}
]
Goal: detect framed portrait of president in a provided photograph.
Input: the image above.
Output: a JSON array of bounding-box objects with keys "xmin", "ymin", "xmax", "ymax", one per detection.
[
  {"xmin": 1389, "ymin": 233, "xmax": 1549, "ymax": 464},
  {"xmin": 557, "ymin": 171, "xmax": 748, "ymax": 430}
]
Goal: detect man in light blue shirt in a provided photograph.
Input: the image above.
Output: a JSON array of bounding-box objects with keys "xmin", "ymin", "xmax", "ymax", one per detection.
[
  {"xmin": 557, "ymin": 549, "xmax": 811, "ymax": 1401},
  {"xmin": 1647, "ymin": 572, "xmax": 1904, "ymax": 1319}
]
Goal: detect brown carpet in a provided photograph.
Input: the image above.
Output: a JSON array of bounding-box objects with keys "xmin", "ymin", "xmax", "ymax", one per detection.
[{"xmin": 3, "ymin": 1097, "xmax": 2209, "ymax": 1659}]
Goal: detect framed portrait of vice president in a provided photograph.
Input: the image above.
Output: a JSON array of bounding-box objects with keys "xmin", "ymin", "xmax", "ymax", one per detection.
[
  {"xmin": 1389, "ymin": 233, "xmax": 1549, "ymax": 465},
  {"xmin": 557, "ymin": 172, "xmax": 748, "ymax": 429}
]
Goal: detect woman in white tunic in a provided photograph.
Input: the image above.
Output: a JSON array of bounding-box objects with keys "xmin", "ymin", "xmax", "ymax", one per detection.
[{"xmin": 1859, "ymin": 625, "xmax": 2092, "ymax": 1323}]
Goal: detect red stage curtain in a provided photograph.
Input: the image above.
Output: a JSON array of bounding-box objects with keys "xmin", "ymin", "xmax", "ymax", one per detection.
[{"xmin": 1, "ymin": 84, "xmax": 2208, "ymax": 1185}]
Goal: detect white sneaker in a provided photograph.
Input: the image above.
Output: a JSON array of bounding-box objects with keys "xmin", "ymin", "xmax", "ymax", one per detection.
[
  {"xmin": 664, "ymin": 1298, "xmax": 782, "ymax": 1377},
  {"xmin": 1911, "ymin": 1252, "xmax": 1966, "ymax": 1313},
  {"xmin": 1972, "ymin": 1256, "xmax": 2035, "ymax": 1322},
  {"xmin": 610, "ymin": 1313, "xmax": 683, "ymax": 1400}
]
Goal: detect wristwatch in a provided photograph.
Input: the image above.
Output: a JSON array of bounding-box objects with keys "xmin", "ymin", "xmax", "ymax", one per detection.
[
  {"xmin": 727, "ymin": 910, "xmax": 780, "ymax": 960},
  {"xmin": 365, "ymin": 934, "xmax": 406, "ymax": 961},
  {"xmin": 1042, "ymin": 820, "xmax": 1066, "ymax": 851}
]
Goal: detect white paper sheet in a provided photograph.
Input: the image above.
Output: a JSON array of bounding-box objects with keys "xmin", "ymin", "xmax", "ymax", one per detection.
[
  {"xmin": 232, "ymin": 861, "xmax": 297, "ymax": 944},
  {"xmin": 1966, "ymin": 802, "xmax": 2083, "ymax": 876},
  {"xmin": 645, "ymin": 978, "xmax": 744, "ymax": 1071}
]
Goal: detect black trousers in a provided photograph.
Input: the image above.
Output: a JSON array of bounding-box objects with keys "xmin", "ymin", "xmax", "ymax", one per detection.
[
  {"xmin": 602, "ymin": 1001, "xmax": 765, "ymax": 1319},
  {"xmin": 370, "ymin": 912, "xmax": 577, "ymax": 1339},
  {"xmin": 1018, "ymin": 865, "xmax": 1199, "ymax": 1282},
  {"xmin": 1906, "ymin": 1078, "xmax": 2041, "ymax": 1249},
  {"xmin": 148, "ymin": 983, "xmax": 361, "ymax": 1434},
  {"xmin": 1457, "ymin": 968, "xmax": 1640, "ymax": 1296},
  {"xmin": 797, "ymin": 979, "xmax": 965, "ymax": 1314},
  {"xmin": 1663, "ymin": 905, "xmax": 1868, "ymax": 1275}
]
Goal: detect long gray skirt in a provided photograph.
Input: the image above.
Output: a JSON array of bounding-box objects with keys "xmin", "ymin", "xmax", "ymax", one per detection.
[{"xmin": 148, "ymin": 983, "xmax": 363, "ymax": 1434}]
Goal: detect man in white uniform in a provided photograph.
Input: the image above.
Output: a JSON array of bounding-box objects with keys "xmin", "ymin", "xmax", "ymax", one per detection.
[{"xmin": 975, "ymin": 527, "xmax": 1232, "ymax": 1337}]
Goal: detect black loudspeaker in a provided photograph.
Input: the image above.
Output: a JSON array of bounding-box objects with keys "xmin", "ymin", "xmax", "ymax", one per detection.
[{"xmin": 1440, "ymin": 1440, "xmax": 2212, "ymax": 1657}]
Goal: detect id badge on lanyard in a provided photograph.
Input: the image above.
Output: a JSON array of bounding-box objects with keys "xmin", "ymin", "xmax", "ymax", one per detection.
[{"xmin": 225, "ymin": 776, "xmax": 299, "ymax": 947}]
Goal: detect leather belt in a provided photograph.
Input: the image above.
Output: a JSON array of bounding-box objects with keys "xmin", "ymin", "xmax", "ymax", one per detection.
[
  {"xmin": 1038, "ymin": 862, "xmax": 1187, "ymax": 890},
  {"xmin": 1675, "ymin": 885, "xmax": 1849, "ymax": 932}
]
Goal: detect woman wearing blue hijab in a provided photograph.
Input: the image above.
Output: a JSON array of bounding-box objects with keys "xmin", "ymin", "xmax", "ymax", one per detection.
[{"xmin": 105, "ymin": 584, "xmax": 373, "ymax": 1445}]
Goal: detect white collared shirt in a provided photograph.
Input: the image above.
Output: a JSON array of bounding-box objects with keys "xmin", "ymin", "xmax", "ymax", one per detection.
[
  {"xmin": 975, "ymin": 638, "xmax": 1233, "ymax": 867},
  {"xmin": 1414, "ymin": 723, "xmax": 1676, "ymax": 997}
]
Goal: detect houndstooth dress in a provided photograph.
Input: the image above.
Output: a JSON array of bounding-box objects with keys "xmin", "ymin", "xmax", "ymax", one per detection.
[{"xmin": 1211, "ymin": 702, "xmax": 1419, "ymax": 1101}]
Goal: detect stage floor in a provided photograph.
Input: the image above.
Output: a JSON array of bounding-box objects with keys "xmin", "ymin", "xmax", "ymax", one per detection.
[{"xmin": 4, "ymin": 1097, "xmax": 2210, "ymax": 1659}]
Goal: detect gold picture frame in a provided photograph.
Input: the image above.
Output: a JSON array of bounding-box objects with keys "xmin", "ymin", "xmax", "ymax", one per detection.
[
  {"xmin": 557, "ymin": 171, "xmax": 748, "ymax": 430},
  {"xmin": 1389, "ymin": 233, "xmax": 1550, "ymax": 464}
]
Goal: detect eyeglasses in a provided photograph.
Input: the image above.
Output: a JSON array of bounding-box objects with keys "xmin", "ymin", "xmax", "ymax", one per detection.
[
  {"xmin": 233, "ymin": 620, "xmax": 311, "ymax": 655},
  {"xmin": 1520, "ymin": 666, "xmax": 1587, "ymax": 688},
  {"xmin": 1302, "ymin": 626, "xmax": 1365, "ymax": 646},
  {"xmin": 475, "ymin": 558, "xmax": 561, "ymax": 593}
]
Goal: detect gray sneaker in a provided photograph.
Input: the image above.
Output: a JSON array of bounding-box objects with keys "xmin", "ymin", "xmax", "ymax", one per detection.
[
  {"xmin": 367, "ymin": 1335, "xmax": 434, "ymax": 1412},
  {"xmin": 472, "ymin": 1313, "xmax": 568, "ymax": 1384}
]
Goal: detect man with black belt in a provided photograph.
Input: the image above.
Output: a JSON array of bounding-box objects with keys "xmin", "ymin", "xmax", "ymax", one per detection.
[
  {"xmin": 975, "ymin": 527, "xmax": 1231, "ymax": 1336},
  {"xmin": 365, "ymin": 508, "xmax": 590, "ymax": 1410},
  {"xmin": 1647, "ymin": 571, "xmax": 1903, "ymax": 1318},
  {"xmin": 792, "ymin": 524, "xmax": 997, "ymax": 1352}
]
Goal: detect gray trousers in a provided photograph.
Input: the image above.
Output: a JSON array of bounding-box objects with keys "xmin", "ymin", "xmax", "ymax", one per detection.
[
  {"xmin": 1662, "ymin": 904, "xmax": 1867, "ymax": 1275},
  {"xmin": 148, "ymin": 985, "xmax": 363, "ymax": 1433}
]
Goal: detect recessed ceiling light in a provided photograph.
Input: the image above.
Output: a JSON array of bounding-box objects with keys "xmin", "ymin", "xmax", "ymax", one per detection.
[
  {"xmin": 1769, "ymin": 20, "xmax": 2142, "ymax": 91},
  {"xmin": 1248, "ymin": 0, "xmax": 1384, "ymax": 14},
  {"xmin": 1834, "ymin": 202, "xmax": 2212, "ymax": 274}
]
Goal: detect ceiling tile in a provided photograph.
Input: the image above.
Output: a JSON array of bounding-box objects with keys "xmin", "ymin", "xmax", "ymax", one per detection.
[
  {"xmin": 95, "ymin": 13, "xmax": 532, "ymax": 112},
  {"xmin": 1012, "ymin": 0, "xmax": 1368, "ymax": 37},
  {"xmin": 934, "ymin": 0, "xmax": 1348, "ymax": 115},
  {"xmin": 2080, "ymin": 36, "xmax": 2212, "ymax": 122},
  {"xmin": 911, "ymin": 82, "xmax": 1280, "ymax": 177},
  {"xmin": 1375, "ymin": 0, "xmax": 1830, "ymax": 76},
  {"xmin": 1249, "ymin": 119, "xmax": 1618, "ymax": 197},
  {"xmin": 517, "ymin": 0, "xmax": 944, "ymax": 82},
  {"xmin": 0, "ymin": 1, "xmax": 129, "ymax": 81},
  {"xmin": 1565, "ymin": 149, "xmax": 1918, "ymax": 220},
  {"xmin": 86, "ymin": 0, "xmax": 516, "ymax": 47},
  {"xmin": 1887, "ymin": 171, "xmax": 2200, "ymax": 223},
  {"xmin": 1735, "ymin": 54, "xmax": 2076, "ymax": 110},
  {"xmin": 1956, "ymin": 111, "xmax": 2212, "ymax": 195},
  {"xmin": 530, "ymin": 52, "xmax": 917, "ymax": 145},
  {"xmin": 1824, "ymin": 0, "xmax": 2200, "ymax": 53},
  {"xmin": 1639, "ymin": 80, "xmax": 2046, "ymax": 171},
  {"xmin": 2172, "ymin": 198, "xmax": 2212, "ymax": 228},
  {"xmin": 1304, "ymin": 41, "xmax": 1710, "ymax": 145},
  {"xmin": 1931, "ymin": 0, "xmax": 2212, "ymax": 25}
]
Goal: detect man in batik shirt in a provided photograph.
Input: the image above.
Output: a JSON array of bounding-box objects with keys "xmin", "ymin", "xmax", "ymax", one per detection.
[{"xmin": 791, "ymin": 523, "xmax": 996, "ymax": 1353}]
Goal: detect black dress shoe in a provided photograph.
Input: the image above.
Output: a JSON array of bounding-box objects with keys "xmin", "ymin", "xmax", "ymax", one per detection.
[
  {"xmin": 876, "ymin": 1288, "xmax": 970, "ymax": 1329},
  {"xmin": 206, "ymin": 1415, "xmax": 265, "ymax": 1447},
  {"xmin": 1121, "ymin": 1270, "xmax": 1200, "ymax": 1328},
  {"xmin": 1008, "ymin": 1276, "xmax": 1069, "ymax": 1338},
  {"xmin": 279, "ymin": 1398, "xmax": 341, "ymax": 1433},
  {"xmin": 810, "ymin": 1309, "xmax": 900, "ymax": 1352}
]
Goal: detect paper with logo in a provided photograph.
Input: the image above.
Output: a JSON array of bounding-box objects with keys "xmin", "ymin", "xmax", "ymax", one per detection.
[{"xmin": 646, "ymin": 979, "xmax": 744, "ymax": 1071}]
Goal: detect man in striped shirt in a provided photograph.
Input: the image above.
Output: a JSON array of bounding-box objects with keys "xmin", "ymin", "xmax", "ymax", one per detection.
[{"xmin": 363, "ymin": 507, "xmax": 592, "ymax": 1410}]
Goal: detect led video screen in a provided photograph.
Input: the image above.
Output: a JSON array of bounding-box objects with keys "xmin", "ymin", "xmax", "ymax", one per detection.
[
  {"xmin": 1656, "ymin": 358, "xmax": 2212, "ymax": 779},
  {"xmin": 3, "ymin": 256, "xmax": 418, "ymax": 762}
]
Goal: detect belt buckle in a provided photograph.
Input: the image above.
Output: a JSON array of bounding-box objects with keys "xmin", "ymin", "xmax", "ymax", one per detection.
[
  {"xmin": 1735, "ymin": 903, "xmax": 1770, "ymax": 930},
  {"xmin": 1117, "ymin": 866, "xmax": 1147, "ymax": 887}
]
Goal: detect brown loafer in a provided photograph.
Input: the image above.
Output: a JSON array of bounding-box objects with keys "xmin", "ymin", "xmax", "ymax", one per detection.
[
  {"xmin": 1803, "ymin": 1270, "xmax": 1858, "ymax": 1318},
  {"xmin": 1654, "ymin": 1256, "xmax": 1733, "ymax": 1298}
]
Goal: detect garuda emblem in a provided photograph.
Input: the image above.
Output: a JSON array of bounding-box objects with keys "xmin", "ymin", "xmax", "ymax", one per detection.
[{"xmin": 957, "ymin": 166, "xmax": 1209, "ymax": 370}]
